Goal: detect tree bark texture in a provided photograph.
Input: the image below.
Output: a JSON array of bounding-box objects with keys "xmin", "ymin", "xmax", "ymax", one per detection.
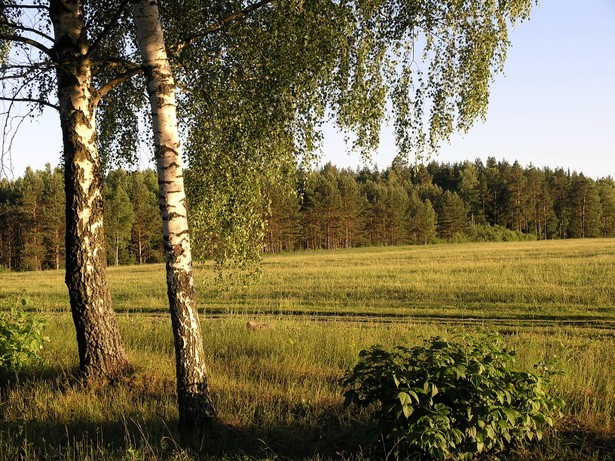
[
  {"xmin": 50, "ymin": 0, "xmax": 129, "ymax": 380},
  {"xmin": 132, "ymin": 0, "xmax": 216, "ymax": 434}
]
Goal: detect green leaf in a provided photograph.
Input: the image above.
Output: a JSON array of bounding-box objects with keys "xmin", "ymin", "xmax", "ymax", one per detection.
[
  {"xmin": 402, "ymin": 404, "xmax": 414, "ymax": 419},
  {"xmin": 501, "ymin": 407, "xmax": 518, "ymax": 424},
  {"xmin": 431, "ymin": 384, "xmax": 439, "ymax": 398},
  {"xmin": 397, "ymin": 391, "xmax": 412, "ymax": 405},
  {"xmin": 341, "ymin": 332, "xmax": 564, "ymax": 459},
  {"xmin": 408, "ymin": 389, "xmax": 421, "ymax": 403}
]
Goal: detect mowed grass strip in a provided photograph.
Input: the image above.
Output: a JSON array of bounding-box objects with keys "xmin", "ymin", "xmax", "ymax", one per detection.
[{"xmin": 2, "ymin": 239, "xmax": 614, "ymax": 320}]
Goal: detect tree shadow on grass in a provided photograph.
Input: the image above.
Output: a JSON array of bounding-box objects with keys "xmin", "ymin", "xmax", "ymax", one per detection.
[
  {"xmin": 202, "ymin": 415, "xmax": 375, "ymax": 460},
  {"xmin": 0, "ymin": 411, "xmax": 375, "ymax": 460},
  {"xmin": 4, "ymin": 367, "xmax": 611, "ymax": 460},
  {"xmin": 0, "ymin": 366, "xmax": 375, "ymax": 460}
]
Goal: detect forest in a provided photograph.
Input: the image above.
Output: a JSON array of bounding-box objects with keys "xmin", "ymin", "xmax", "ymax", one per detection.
[{"xmin": 1, "ymin": 157, "xmax": 614, "ymax": 272}]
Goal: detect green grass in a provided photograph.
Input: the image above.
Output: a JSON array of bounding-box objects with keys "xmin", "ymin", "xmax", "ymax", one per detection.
[
  {"xmin": 3, "ymin": 239, "xmax": 615, "ymax": 320},
  {"xmin": 0, "ymin": 239, "xmax": 614, "ymax": 460}
]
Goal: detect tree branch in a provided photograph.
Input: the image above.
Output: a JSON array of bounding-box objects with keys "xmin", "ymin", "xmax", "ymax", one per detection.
[
  {"xmin": 94, "ymin": 67, "xmax": 142, "ymax": 104},
  {"xmin": 0, "ymin": 20, "xmax": 54, "ymax": 44},
  {"xmin": 170, "ymin": 0, "xmax": 274, "ymax": 56},
  {"xmin": 86, "ymin": 0, "xmax": 132, "ymax": 58},
  {"xmin": 0, "ymin": 4, "xmax": 50, "ymax": 11},
  {"xmin": 0, "ymin": 96, "xmax": 59, "ymax": 111},
  {"xmin": 92, "ymin": 57, "xmax": 140, "ymax": 76},
  {"xmin": 0, "ymin": 62, "xmax": 56, "ymax": 83},
  {"xmin": 0, "ymin": 33, "xmax": 54, "ymax": 58}
]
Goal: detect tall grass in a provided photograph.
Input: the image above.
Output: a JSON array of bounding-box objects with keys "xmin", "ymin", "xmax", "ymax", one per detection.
[
  {"xmin": 1, "ymin": 314, "xmax": 613, "ymax": 459},
  {"xmin": 0, "ymin": 239, "xmax": 613, "ymax": 459}
]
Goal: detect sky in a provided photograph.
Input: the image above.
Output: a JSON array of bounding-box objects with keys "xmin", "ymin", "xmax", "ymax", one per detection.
[
  {"xmin": 3, "ymin": 0, "xmax": 615, "ymax": 180},
  {"xmin": 321, "ymin": 0, "xmax": 615, "ymax": 178}
]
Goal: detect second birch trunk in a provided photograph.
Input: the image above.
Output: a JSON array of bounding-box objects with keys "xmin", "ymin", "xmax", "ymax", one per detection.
[{"xmin": 132, "ymin": 0, "xmax": 216, "ymax": 435}]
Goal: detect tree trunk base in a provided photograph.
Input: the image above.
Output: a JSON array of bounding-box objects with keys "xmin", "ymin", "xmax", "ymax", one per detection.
[{"xmin": 178, "ymin": 391, "xmax": 217, "ymax": 448}]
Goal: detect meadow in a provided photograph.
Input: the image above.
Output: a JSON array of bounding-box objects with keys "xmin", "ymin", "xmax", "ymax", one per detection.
[{"xmin": 0, "ymin": 239, "xmax": 614, "ymax": 460}]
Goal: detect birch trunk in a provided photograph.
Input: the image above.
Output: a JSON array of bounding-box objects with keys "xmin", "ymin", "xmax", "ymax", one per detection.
[
  {"xmin": 50, "ymin": 0, "xmax": 129, "ymax": 380},
  {"xmin": 132, "ymin": 0, "xmax": 216, "ymax": 434}
]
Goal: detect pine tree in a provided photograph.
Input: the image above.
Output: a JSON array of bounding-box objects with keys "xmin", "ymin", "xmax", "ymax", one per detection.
[
  {"xmin": 458, "ymin": 161, "xmax": 481, "ymax": 225},
  {"xmin": 364, "ymin": 176, "xmax": 390, "ymax": 245},
  {"xmin": 568, "ymin": 174, "xmax": 602, "ymax": 238},
  {"xmin": 104, "ymin": 178, "xmax": 135, "ymax": 266},
  {"xmin": 302, "ymin": 164, "xmax": 344, "ymax": 249},
  {"xmin": 128, "ymin": 171, "xmax": 162, "ymax": 264},
  {"xmin": 549, "ymin": 168, "xmax": 571, "ymax": 239},
  {"xmin": 502, "ymin": 161, "xmax": 528, "ymax": 233},
  {"xmin": 0, "ymin": 179, "xmax": 19, "ymax": 270},
  {"xmin": 40, "ymin": 165, "xmax": 65, "ymax": 270},
  {"xmin": 338, "ymin": 169, "xmax": 366, "ymax": 248},
  {"xmin": 408, "ymin": 191, "xmax": 436, "ymax": 244},
  {"xmin": 597, "ymin": 178, "xmax": 615, "ymax": 238},
  {"xmin": 437, "ymin": 191, "xmax": 468, "ymax": 240},
  {"xmin": 384, "ymin": 169, "xmax": 410, "ymax": 245},
  {"xmin": 15, "ymin": 168, "xmax": 45, "ymax": 271}
]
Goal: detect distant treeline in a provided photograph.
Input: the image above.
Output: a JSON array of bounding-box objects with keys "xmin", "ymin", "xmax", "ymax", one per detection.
[
  {"xmin": 266, "ymin": 159, "xmax": 615, "ymax": 252},
  {"xmin": 0, "ymin": 167, "xmax": 163, "ymax": 271},
  {"xmin": 1, "ymin": 158, "xmax": 614, "ymax": 270}
]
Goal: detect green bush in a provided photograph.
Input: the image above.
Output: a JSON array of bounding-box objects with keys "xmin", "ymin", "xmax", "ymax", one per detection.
[
  {"xmin": 0, "ymin": 300, "xmax": 49, "ymax": 373},
  {"xmin": 458, "ymin": 224, "xmax": 537, "ymax": 243},
  {"xmin": 341, "ymin": 334, "xmax": 564, "ymax": 460}
]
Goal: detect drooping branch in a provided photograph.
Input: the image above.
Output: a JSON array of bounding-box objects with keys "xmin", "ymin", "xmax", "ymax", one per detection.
[
  {"xmin": 0, "ymin": 99, "xmax": 35, "ymax": 178},
  {"xmin": 0, "ymin": 33, "xmax": 54, "ymax": 58},
  {"xmin": 170, "ymin": 0, "xmax": 274, "ymax": 56},
  {"xmin": 0, "ymin": 68, "xmax": 42, "ymax": 81},
  {"xmin": 86, "ymin": 0, "xmax": 132, "ymax": 58},
  {"xmin": 0, "ymin": 4, "xmax": 50, "ymax": 12},
  {"xmin": 92, "ymin": 57, "xmax": 139, "ymax": 76},
  {"xmin": 0, "ymin": 20, "xmax": 54, "ymax": 44},
  {"xmin": 0, "ymin": 60, "xmax": 57, "ymax": 110},
  {"xmin": 94, "ymin": 66, "xmax": 142, "ymax": 104},
  {"xmin": 0, "ymin": 96, "xmax": 59, "ymax": 110},
  {"xmin": 0, "ymin": 62, "xmax": 55, "ymax": 77}
]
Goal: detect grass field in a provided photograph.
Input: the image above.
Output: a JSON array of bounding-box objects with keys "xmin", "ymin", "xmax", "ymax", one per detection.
[{"xmin": 0, "ymin": 239, "xmax": 614, "ymax": 460}]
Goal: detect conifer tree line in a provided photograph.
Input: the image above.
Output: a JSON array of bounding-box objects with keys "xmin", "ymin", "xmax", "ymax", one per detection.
[
  {"xmin": 266, "ymin": 158, "xmax": 615, "ymax": 252},
  {"xmin": 2, "ymin": 157, "xmax": 615, "ymax": 271},
  {"xmin": 0, "ymin": 166, "xmax": 163, "ymax": 271}
]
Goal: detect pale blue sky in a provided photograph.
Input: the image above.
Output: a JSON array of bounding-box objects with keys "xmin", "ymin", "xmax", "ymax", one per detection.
[
  {"xmin": 321, "ymin": 0, "xmax": 615, "ymax": 178},
  {"xmin": 4, "ymin": 0, "xmax": 615, "ymax": 179}
]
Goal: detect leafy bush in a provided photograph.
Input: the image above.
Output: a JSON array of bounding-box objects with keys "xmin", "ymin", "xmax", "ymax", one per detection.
[
  {"xmin": 456, "ymin": 224, "xmax": 537, "ymax": 243},
  {"xmin": 341, "ymin": 334, "xmax": 564, "ymax": 460},
  {"xmin": 0, "ymin": 300, "xmax": 49, "ymax": 373}
]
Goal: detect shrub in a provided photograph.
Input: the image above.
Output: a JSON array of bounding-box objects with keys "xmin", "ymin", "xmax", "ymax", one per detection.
[
  {"xmin": 459, "ymin": 224, "xmax": 537, "ymax": 243},
  {"xmin": 341, "ymin": 333, "xmax": 564, "ymax": 460},
  {"xmin": 0, "ymin": 300, "xmax": 49, "ymax": 373}
]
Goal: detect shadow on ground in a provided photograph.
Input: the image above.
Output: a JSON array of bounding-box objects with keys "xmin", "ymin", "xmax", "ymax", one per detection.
[
  {"xmin": 0, "ymin": 366, "xmax": 374, "ymax": 460},
  {"xmin": 1, "ymin": 367, "xmax": 613, "ymax": 460}
]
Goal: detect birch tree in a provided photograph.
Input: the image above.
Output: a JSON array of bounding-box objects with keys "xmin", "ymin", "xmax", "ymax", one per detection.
[
  {"xmin": 0, "ymin": 0, "xmax": 139, "ymax": 379},
  {"xmin": 164, "ymin": 0, "xmax": 536, "ymax": 269},
  {"xmin": 126, "ymin": 0, "xmax": 540, "ymax": 433},
  {"xmin": 132, "ymin": 0, "xmax": 216, "ymax": 434}
]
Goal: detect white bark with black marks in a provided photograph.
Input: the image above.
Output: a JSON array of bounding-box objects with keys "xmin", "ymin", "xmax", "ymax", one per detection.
[
  {"xmin": 132, "ymin": 0, "xmax": 216, "ymax": 435},
  {"xmin": 50, "ymin": 0, "xmax": 129, "ymax": 380}
]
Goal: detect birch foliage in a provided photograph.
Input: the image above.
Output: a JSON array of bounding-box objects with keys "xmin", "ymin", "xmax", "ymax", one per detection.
[
  {"xmin": 159, "ymin": 0, "xmax": 534, "ymax": 274},
  {"xmin": 1, "ymin": 1, "xmax": 535, "ymax": 278}
]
